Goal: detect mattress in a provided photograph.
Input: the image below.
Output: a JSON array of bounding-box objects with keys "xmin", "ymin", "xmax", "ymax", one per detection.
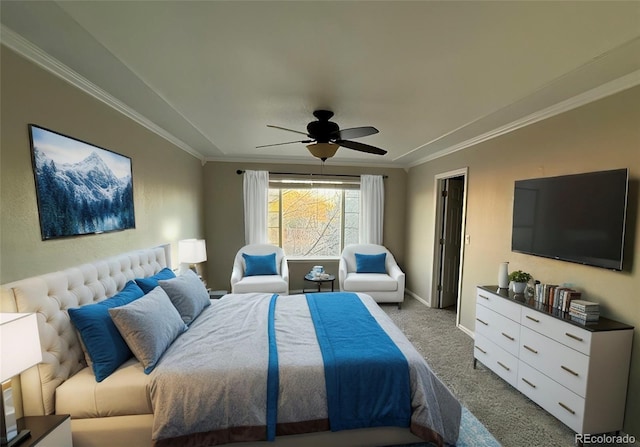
[{"xmin": 55, "ymin": 358, "xmax": 152, "ymax": 418}]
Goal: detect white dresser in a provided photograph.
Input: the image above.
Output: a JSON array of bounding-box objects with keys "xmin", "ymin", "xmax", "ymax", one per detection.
[{"xmin": 474, "ymin": 286, "xmax": 633, "ymax": 435}]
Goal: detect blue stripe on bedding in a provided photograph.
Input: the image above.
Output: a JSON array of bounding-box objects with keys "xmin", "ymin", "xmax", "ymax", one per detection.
[
  {"xmin": 306, "ymin": 292, "xmax": 411, "ymax": 431},
  {"xmin": 266, "ymin": 293, "xmax": 279, "ymax": 441}
]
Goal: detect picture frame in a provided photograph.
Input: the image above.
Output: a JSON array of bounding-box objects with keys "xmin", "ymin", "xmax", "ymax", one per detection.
[{"xmin": 28, "ymin": 124, "xmax": 135, "ymax": 240}]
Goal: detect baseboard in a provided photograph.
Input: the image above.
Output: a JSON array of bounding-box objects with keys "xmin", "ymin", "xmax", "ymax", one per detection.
[
  {"xmin": 458, "ymin": 324, "xmax": 474, "ymax": 339},
  {"xmin": 404, "ymin": 289, "xmax": 431, "ymax": 307}
]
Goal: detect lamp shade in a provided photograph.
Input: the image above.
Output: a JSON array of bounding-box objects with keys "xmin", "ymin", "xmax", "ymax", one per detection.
[
  {"xmin": 178, "ymin": 239, "xmax": 207, "ymax": 264},
  {"xmin": 307, "ymin": 143, "xmax": 339, "ymax": 160},
  {"xmin": 0, "ymin": 313, "xmax": 42, "ymax": 382}
]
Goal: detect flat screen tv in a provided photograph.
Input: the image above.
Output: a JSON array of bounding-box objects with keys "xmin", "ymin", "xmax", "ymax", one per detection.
[{"xmin": 511, "ymin": 169, "xmax": 629, "ymax": 271}]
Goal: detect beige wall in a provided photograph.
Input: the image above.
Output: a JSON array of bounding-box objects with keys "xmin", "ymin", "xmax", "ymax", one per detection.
[
  {"xmin": 406, "ymin": 86, "xmax": 640, "ymax": 437},
  {"xmin": 203, "ymin": 161, "xmax": 407, "ymax": 292},
  {"xmin": 0, "ymin": 47, "xmax": 205, "ymax": 283}
]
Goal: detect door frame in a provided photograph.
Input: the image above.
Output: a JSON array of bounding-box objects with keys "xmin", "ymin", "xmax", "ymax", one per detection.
[{"xmin": 431, "ymin": 167, "xmax": 468, "ymax": 327}]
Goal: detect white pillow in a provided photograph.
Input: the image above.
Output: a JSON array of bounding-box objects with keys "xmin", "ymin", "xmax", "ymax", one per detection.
[
  {"xmin": 109, "ymin": 287, "xmax": 187, "ymax": 374},
  {"xmin": 159, "ymin": 269, "xmax": 210, "ymax": 325}
]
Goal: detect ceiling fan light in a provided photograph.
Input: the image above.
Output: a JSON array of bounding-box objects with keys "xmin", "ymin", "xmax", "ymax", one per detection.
[{"xmin": 306, "ymin": 142, "xmax": 339, "ymax": 160}]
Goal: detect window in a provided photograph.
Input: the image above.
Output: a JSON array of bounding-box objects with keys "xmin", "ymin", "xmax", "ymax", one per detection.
[{"xmin": 268, "ymin": 184, "xmax": 359, "ymax": 257}]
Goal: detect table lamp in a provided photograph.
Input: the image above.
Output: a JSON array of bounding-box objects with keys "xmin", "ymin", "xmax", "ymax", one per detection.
[
  {"xmin": 178, "ymin": 239, "xmax": 207, "ymax": 275},
  {"xmin": 1, "ymin": 313, "xmax": 42, "ymax": 446}
]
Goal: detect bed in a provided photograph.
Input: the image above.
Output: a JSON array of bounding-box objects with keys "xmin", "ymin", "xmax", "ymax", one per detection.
[{"xmin": 0, "ymin": 245, "xmax": 461, "ymax": 447}]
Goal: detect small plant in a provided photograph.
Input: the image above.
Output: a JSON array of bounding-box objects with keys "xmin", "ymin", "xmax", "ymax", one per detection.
[{"xmin": 508, "ymin": 270, "xmax": 532, "ymax": 283}]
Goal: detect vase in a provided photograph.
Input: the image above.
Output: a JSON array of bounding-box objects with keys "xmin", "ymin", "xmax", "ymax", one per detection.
[
  {"xmin": 498, "ymin": 262, "xmax": 509, "ymax": 289},
  {"xmin": 512, "ymin": 282, "xmax": 527, "ymax": 294}
]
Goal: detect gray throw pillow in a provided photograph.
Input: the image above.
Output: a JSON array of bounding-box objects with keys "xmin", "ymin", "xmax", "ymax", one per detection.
[
  {"xmin": 159, "ymin": 269, "xmax": 211, "ymax": 325},
  {"xmin": 108, "ymin": 287, "xmax": 187, "ymax": 374}
]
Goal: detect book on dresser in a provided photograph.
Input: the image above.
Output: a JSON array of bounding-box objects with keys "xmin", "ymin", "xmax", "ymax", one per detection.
[
  {"xmin": 569, "ymin": 299, "xmax": 600, "ymax": 324},
  {"xmin": 569, "ymin": 299, "xmax": 599, "ymax": 312},
  {"xmin": 534, "ymin": 283, "xmax": 582, "ymax": 312},
  {"xmin": 473, "ymin": 285, "xmax": 633, "ymax": 436}
]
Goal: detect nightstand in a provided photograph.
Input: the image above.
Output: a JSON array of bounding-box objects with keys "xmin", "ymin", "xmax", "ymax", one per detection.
[
  {"xmin": 16, "ymin": 415, "xmax": 72, "ymax": 447},
  {"xmin": 208, "ymin": 289, "xmax": 228, "ymax": 299}
]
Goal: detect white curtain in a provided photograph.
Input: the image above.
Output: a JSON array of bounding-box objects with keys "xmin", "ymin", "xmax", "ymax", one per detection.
[
  {"xmin": 243, "ymin": 170, "xmax": 269, "ymax": 245},
  {"xmin": 359, "ymin": 175, "xmax": 384, "ymax": 245}
]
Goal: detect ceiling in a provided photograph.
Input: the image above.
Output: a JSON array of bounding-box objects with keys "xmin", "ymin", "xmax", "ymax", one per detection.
[{"xmin": 2, "ymin": 1, "xmax": 639, "ymax": 168}]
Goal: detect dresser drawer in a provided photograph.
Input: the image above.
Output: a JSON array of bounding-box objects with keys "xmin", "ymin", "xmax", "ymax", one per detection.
[
  {"xmin": 521, "ymin": 308, "xmax": 592, "ymax": 355},
  {"xmin": 518, "ymin": 361, "xmax": 585, "ymax": 433},
  {"xmin": 476, "ymin": 288, "xmax": 521, "ymax": 321},
  {"xmin": 519, "ymin": 326, "xmax": 589, "ymax": 397},
  {"xmin": 474, "ymin": 333, "xmax": 519, "ymax": 387},
  {"xmin": 475, "ymin": 304, "xmax": 520, "ymax": 356}
]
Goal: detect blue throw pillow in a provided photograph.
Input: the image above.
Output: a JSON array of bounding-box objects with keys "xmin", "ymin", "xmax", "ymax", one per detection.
[
  {"xmin": 242, "ymin": 252, "xmax": 278, "ymax": 276},
  {"xmin": 135, "ymin": 267, "xmax": 176, "ymax": 294},
  {"xmin": 355, "ymin": 252, "xmax": 387, "ymax": 274},
  {"xmin": 68, "ymin": 280, "xmax": 145, "ymax": 382}
]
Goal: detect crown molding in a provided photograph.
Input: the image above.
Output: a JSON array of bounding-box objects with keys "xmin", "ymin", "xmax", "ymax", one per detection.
[
  {"xmin": 1, "ymin": 26, "xmax": 204, "ymax": 161},
  {"xmin": 407, "ymin": 69, "xmax": 640, "ymax": 168}
]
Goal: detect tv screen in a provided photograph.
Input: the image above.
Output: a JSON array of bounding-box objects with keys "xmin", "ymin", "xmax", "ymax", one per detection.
[{"xmin": 511, "ymin": 169, "xmax": 628, "ymax": 271}]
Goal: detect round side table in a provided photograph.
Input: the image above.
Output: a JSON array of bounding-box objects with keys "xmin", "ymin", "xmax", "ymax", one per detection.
[{"xmin": 303, "ymin": 273, "xmax": 336, "ymax": 293}]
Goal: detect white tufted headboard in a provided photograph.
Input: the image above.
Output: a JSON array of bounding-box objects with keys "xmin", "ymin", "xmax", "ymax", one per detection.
[{"xmin": 0, "ymin": 244, "xmax": 170, "ymax": 416}]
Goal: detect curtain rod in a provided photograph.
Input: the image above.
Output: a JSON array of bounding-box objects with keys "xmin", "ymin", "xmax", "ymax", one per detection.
[{"xmin": 236, "ymin": 170, "xmax": 387, "ymax": 179}]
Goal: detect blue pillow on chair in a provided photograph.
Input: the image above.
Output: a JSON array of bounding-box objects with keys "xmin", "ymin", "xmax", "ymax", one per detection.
[
  {"xmin": 355, "ymin": 253, "xmax": 387, "ymax": 274},
  {"xmin": 135, "ymin": 267, "xmax": 176, "ymax": 294},
  {"xmin": 243, "ymin": 253, "xmax": 278, "ymax": 276},
  {"xmin": 68, "ymin": 280, "xmax": 145, "ymax": 382}
]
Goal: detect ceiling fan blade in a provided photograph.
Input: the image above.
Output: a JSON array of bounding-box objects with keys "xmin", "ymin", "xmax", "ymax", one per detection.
[
  {"xmin": 336, "ymin": 140, "xmax": 387, "ymax": 155},
  {"xmin": 256, "ymin": 139, "xmax": 313, "ymax": 148},
  {"xmin": 267, "ymin": 124, "xmax": 310, "ymax": 136},
  {"xmin": 331, "ymin": 126, "xmax": 379, "ymax": 140}
]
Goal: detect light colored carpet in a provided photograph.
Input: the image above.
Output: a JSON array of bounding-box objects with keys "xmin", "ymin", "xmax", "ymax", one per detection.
[
  {"xmin": 382, "ymin": 296, "xmax": 581, "ymax": 447},
  {"xmin": 390, "ymin": 406, "xmax": 500, "ymax": 447}
]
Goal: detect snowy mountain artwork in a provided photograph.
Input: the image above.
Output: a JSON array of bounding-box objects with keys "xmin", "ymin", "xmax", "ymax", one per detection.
[{"xmin": 29, "ymin": 125, "xmax": 135, "ymax": 240}]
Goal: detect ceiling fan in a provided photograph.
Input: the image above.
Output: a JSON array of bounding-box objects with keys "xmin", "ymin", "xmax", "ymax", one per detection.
[{"xmin": 257, "ymin": 110, "xmax": 387, "ymax": 161}]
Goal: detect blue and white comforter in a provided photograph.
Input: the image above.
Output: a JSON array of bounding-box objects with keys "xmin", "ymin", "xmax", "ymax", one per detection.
[{"xmin": 150, "ymin": 292, "xmax": 461, "ymax": 446}]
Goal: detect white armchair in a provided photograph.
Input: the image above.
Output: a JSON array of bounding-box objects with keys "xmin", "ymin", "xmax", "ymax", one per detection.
[
  {"xmin": 339, "ymin": 244, "xmax": 405, "ymax": 308},
  {"xmin": 230, "ymin": 244, "xmax": 289, "ymax": 295}
]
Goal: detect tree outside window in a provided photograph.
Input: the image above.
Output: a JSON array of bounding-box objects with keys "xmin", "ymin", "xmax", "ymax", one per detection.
[{"xmin": 269, "ymin": 187, "xmax": 359, "ymax": 257}]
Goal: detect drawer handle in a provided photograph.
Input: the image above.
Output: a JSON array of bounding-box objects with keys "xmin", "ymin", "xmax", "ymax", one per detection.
[
  {"xmin": 474, "ymin": 346, "xmax": 487, "ymax": 354},
  {"xmin": 523, "ymin": 345, "xmax": 538, "ymax": 354},
  {"xmin": 497, "ymin": 361, "xmax": 510, "ymax": 371},
  {"xmin": 525, "ymin": 315, "xmax": 540, "ymax": 323},
  {"xmin": 561, "ymin": 365, "xmax": 579, "ymax": 377},
  {"xmin": 521, "ymin": 378, "xmax": 536, "ymax": 388},
  {"xmin": 478, "ymin": 294, "xmax": 489, "ymax": 300},
  {"xmin": 558, "ymin": 402, "xmax": 576, "ymax": 415},
  {"xmin": 501, "ymin": 332, "xmax": 515, "ymax": 341},
  {"xmin": 476, "ymin": 318, "xmax": 488, "ymax": 326},
  {"xmin": 565, "ymin": 332, "xmax": 584, "ymax": 342}
]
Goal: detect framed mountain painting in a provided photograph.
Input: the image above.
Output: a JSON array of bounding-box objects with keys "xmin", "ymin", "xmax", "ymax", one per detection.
[{"xmin": 28, "ymin": 124, "xmax": 135, "ymax": 240}]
